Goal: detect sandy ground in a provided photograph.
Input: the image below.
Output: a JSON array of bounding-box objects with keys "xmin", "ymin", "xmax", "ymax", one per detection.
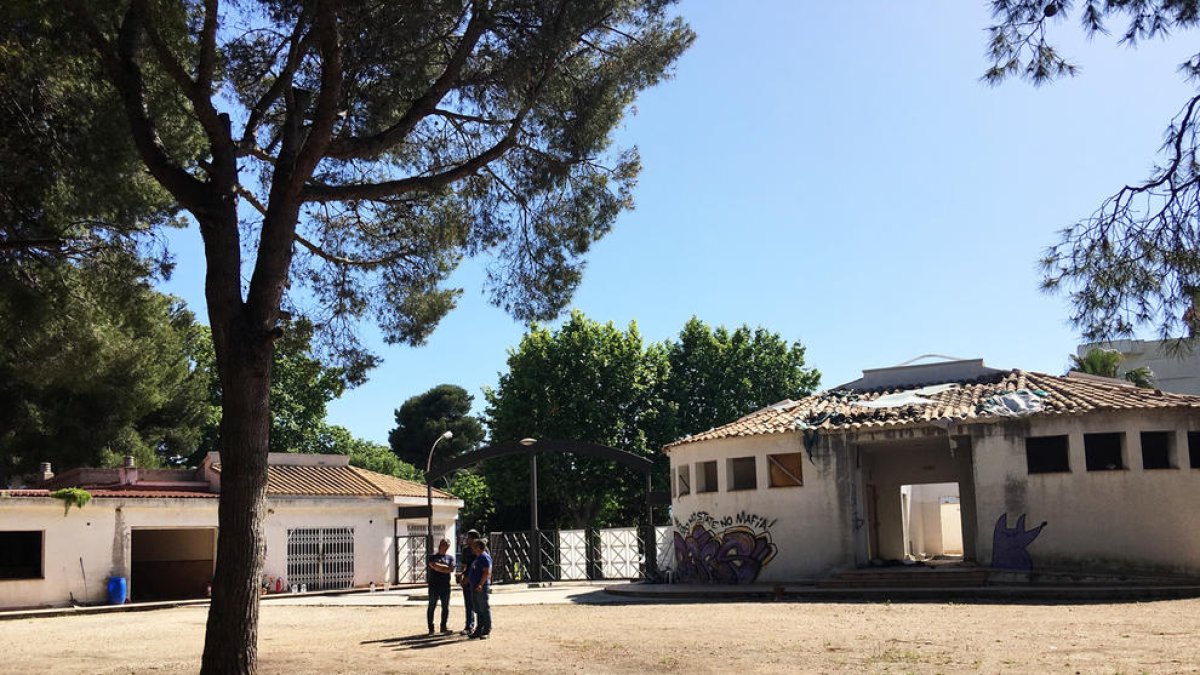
[{"xmin": 2, "ymin": 590, "xmax": 1199, "ymax": 674}]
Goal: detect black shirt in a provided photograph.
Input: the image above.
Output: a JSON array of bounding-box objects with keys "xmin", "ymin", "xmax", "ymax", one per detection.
[
  {"xmin": 460, "ymin": 546, "xmax": 477, "ymax": 586},
  {"xmin": 427, "ymin": 553, "xmax": 454, "ymax": 591}
]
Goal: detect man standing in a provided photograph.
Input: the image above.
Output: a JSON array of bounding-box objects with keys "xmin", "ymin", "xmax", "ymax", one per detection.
[
  {"xmin": 458, "ymin": 529, "xmax": 479, "ymax": 635},
  {"xmin": 468, "ymin": 538, "xmax": 492, "ymax": 640},
  {"xmin": 426, "ymin": 538, "xmax": 455, "ymax": 635}
]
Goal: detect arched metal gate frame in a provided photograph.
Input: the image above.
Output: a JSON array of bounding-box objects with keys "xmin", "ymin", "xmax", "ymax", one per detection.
[{"xmin": 427, "ymin": 439, "xmax": 669, "ymax": 581}]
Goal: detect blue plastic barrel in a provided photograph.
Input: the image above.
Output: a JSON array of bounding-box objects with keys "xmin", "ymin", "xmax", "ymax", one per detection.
[{"xmin": 106, "ymin": 576, "xmax": 127, "ymax": 605}]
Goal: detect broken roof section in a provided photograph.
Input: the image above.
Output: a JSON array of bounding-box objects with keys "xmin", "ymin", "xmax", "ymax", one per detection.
[{"xmin": 665, "ymin": 358, "xmax": 1200, "ymax": 450}]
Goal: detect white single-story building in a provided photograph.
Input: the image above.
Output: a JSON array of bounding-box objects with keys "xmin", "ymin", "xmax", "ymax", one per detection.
[
  {"xmin": 666, "ymin": 358, "xmax": 1200, "ymax": 583},
  {"xmin": 0, "ymin": 452, "xmax": 461, "ymax": 610}
]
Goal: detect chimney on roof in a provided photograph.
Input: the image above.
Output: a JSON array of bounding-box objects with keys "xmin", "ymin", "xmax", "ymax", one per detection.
[
  {"xmin": 123, "ymin": 455, "xmax": 136, "ymax": 469},
  {"xmin": 39, "ymin": 462, "xmax": 53, "ymax": 483}
]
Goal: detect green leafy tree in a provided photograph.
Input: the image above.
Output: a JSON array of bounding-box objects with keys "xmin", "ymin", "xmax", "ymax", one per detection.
[
  {"xmin": 663, "ymin": 317, "xmax": 821, "ymax": 440},
  {"xmin": 0, "ymin": 258, "xmax": 210, "ymax": 481},
  {"xmin": 192, "ymin": 319, "xmax": 360, "ymax": 460},
  {"xmin": 447, "ymin": 471, "xmax": 494, "ymax": 532},
  {"xmin": 1068, "ymin": 348, "xmax": 1156, "ymax": 389},
  {"xmin": 483, "ymin": 311, "xmax": 670, "ymax": 529},
  {"xmin": 983, "ymin": 2, "xmax": 1200, "ymax": 342},
  {"xmin": 322, "ymin": 425, "xmax": 423, "ymax": 480},
  {"xmin": 25, "ymin": 2, "xmax": 691, "ymax": 668},
  {"xmin": 388, "ymin": 385, "xmax": 486, "ymax": 468}
]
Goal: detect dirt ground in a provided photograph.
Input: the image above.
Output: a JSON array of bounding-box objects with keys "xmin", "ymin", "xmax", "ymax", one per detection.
[{"xmin": 2, "ymin": 594, "xmax": 1199, "ymax": 674}]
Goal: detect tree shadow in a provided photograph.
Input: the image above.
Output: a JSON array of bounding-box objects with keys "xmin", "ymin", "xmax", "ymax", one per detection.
[{"xmin": 362, "ymin": 632, "xmax": 467, "ymax": 650}]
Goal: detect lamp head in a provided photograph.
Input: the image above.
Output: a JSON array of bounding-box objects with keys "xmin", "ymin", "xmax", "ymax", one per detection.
[
  {"xmin": 519, "ymin": 437, "xmax": 537, "ymax": 447},
  {"xmin": 440, "ymin": 430, "xmax": 454, "ymax": 440}
]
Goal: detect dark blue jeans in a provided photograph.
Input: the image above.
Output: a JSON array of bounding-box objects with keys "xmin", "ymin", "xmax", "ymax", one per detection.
[
  {"xmin": 427, "ymin": 586, "xmax": 451, "ymax": 630},
  {"xmin": 461, "ymin": 583, "xmax": 474, "ymax": 630},
  {"xmin": 472, "ymin": 586, "xmax": 491, "ymax": 635}
]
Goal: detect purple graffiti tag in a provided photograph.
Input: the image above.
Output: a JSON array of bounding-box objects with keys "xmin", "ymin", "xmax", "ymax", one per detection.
[
  {"xmin": 991, "ymin": 513, "xmax": 1047, "ymax": 571},
  {"xmin": 673, "ymin": 522, "xmax": 777, "ymax": 584}
]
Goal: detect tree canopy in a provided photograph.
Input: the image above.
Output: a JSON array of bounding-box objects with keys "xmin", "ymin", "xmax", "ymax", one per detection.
[
  {"xmin": 984, "ymin": 1, "xmax": 1200, "ymax": 342},
  {"xmin": 483, "ymin": 311, "xmax": 670, "ymax": 528},
  {"xmin": 663, "ymin": 317, "xmax": 821, "ymax": 441},
  {"xmin": 388, "ymin": 384, "xmax": 486, "ymax": 467},
  {"xmin": 0, "ymin": 258, "xmax": 210, "ymax": 481}
]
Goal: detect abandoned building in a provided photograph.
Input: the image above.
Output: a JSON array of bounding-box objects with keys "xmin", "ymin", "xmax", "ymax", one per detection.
[
  {"xmin": 666, "ymin": 358, "xmax": 1200, "ymax": 584},
  {"xmin": 0, "ymin": 452, "xmax": 461, "ymax": 609}
]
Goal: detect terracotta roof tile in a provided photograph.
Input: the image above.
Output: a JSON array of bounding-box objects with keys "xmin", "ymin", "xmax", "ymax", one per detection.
[
  {"xmin": 265, "ymin": 465, "xmax": 453, "ymax": 499},
  {"xmin": 666, "ymin": 369, "xmax": 1200, "ymax": 450}
]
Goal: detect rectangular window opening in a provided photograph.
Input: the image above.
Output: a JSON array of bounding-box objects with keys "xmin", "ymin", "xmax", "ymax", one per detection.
[
  {"xmin": 676, "ymin": 464, "xmax": 690, "ymax": 497},
  {"xmin": 1140, "ymin": 431, "xmax": 1174, "ymax": 470},
  {"xmin": 1189, "ymin": 432, "xmax": 1200, "ymax": 469},
  {"xmin": 696, "ymin": 460, "xmax": 718, "ymax": 493},
  {"xmin": 1085, "ymin": 432, "xmax": 1125, "ymax": 471},
  {"xmin": 768, "ymin": 452, "xmax": 804, "ymax": 487},
  {"xmin": 727, "ymin": 456, "xmax": 757, "ymax": 491},
  {"xmin": 0, "ymin": 531, "xmax": 44, "ymax": 580},
  {"xmin": 1025, "ymin": 435, "xmax": 1070, "ymax": 474}
]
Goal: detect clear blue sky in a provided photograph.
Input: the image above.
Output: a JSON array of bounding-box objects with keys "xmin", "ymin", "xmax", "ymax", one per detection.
[{"xmin": 158, "ymin": 2, "xmax": 1199, "ymax": 445}]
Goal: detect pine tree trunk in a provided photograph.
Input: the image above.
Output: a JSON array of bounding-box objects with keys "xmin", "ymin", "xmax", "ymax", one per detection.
[
  {"xmin": 192, "ymin": 81, "xmax": 307, "ymax": 672},
  {"xmin": 199, "ymin": 297, "xmax": 275, "ymax": 674}
]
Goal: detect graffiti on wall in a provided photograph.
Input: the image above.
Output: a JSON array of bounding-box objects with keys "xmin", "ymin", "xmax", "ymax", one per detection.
[
  {"xmin": 672, "ymin": 511, "xmax": 777, "ymax": 584},
  {"xmin": 991, "ymin": 513, "xmax": 1047, "ymax": 571}
]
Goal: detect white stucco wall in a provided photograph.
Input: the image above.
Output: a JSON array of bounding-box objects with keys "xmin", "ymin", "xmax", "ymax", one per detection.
[
  {"xmin": 0, "ymin": 496, "xmax": 218, "ymax": 608},
  {"xmin": 668, "ymin": 432, "xmax": 852, "ymax": 582},
  {"xmin": 970, "ymin": 409, "xmax": 1200, "ymax": 576},
  {"xmin": 0, "ymin": 495, "xmax": 459, "ymax": 609}
]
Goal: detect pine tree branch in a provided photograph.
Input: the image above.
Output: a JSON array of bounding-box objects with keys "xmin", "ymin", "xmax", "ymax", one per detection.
[{"xmin": 324, "ymin": 0, "xmax": 490, "ymax": 160}]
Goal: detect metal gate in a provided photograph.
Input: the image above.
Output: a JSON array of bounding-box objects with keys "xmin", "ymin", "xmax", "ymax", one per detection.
[
  {"xmin": 489, "ymin": 527, "xmax": 662, "ymax": 583},
  {"xmin": 395, "ymin": 534, "xmax": 428, "ymax": 584},
  {"xmin": 598, "ymin": 527, "xmax": 641, "ymax": 579},
  {"xmin": 286, "ymin": 527, "xmax": 355, "ymax": 590}
]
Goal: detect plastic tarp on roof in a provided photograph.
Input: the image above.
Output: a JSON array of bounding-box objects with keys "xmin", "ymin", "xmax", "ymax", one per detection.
[
  {"xmin": 976, "ymin": 389, "xmax": 1048, "ymax": 417},
  {"xmin": 853, "ymin": 383, "xmax": 958, "ymax": 409}
]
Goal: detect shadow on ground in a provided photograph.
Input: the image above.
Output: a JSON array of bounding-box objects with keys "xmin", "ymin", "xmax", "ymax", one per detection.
[{"xmin": 362, "ymin": 632, "xmax": 468, "ymax": 650}]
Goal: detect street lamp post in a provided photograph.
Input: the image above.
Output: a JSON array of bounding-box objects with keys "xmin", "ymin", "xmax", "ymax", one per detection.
[
  {"xmin": 425, "ymin": 430, "xmax": 454, "ymax": 559},
  {"xmin": 520, "ymin": 437, "xmax": 538, "ymax": 582}
]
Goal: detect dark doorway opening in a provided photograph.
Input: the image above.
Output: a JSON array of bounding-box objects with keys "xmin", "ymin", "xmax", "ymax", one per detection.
[{"xmin": 130, "ymin": 528, "xmax": 216, "ymax": 601}]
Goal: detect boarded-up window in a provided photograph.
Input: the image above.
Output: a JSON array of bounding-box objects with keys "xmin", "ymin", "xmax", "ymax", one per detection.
[
  {"xmin": 0, "ymin": 531, "xmax": 43, "ymax": 580},
  {"xmin": 696, "ymin": 460, "xmax": 718, "ymax": 493},
  {"xmin": 768, "ymin": 452, "xmax": 804, "ymax": 487},
  {"xmin": 1026, "ymin": 435, "xmax": 1070, "ymax": 474},
  {"xmin": 676, "ymin": 464, "xmax": 690, "ymax": 496},
  {"xmin": 1189, "ymin": 432, "xmax": 1200, "ymax": 469},
  {"xmin": 1140, "ymin": 431, "xmax": 1174, "ymax": 470},
  {"xmin": 728, "ymin": 457, "xmax": 757, "ymax": 491},
  {"xmin": 1085, "ymin": 433, "xmax": 1125, "ymax": 471}
]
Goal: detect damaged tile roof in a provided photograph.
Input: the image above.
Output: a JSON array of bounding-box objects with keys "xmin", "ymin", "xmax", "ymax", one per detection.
[
  {"xmin": 666, "ymin": 369, "xmax": 1200, "ymax": 450},
  {"xmin": 264, "ymin": 464, "xmax": 455, "ymax": 499}
]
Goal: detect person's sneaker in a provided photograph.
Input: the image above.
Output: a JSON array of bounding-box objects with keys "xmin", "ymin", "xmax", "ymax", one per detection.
[
  {"xmin": 468, "ymin": 632, "xmax": 483, "ymax": 639},
  {"xmin": 460, "ymin": 628, "xmax": 473, "ymax": 636},
  {"xmin": 427, "ymin": 628, "xmax": 435, "ymax": 635},
  {"xmin": 440, "ymin": 627, "xmax": 453, "ymax": 634},
  {"xmin": 477, "ymin": 633, "xmax": 489, "ymax": 640}
]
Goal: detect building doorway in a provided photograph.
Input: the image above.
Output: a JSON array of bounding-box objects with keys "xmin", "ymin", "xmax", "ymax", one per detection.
[
  {"xmin": 130, "ymin": 528, "xmax": 216, "ymax": 601},
  {"xmin": 858, "ymin": 436, "xmax": 978, "ymax": 565},
  {"xmin": 900, "ymin": 482, "xmax": 964, "ymax": 561}
]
